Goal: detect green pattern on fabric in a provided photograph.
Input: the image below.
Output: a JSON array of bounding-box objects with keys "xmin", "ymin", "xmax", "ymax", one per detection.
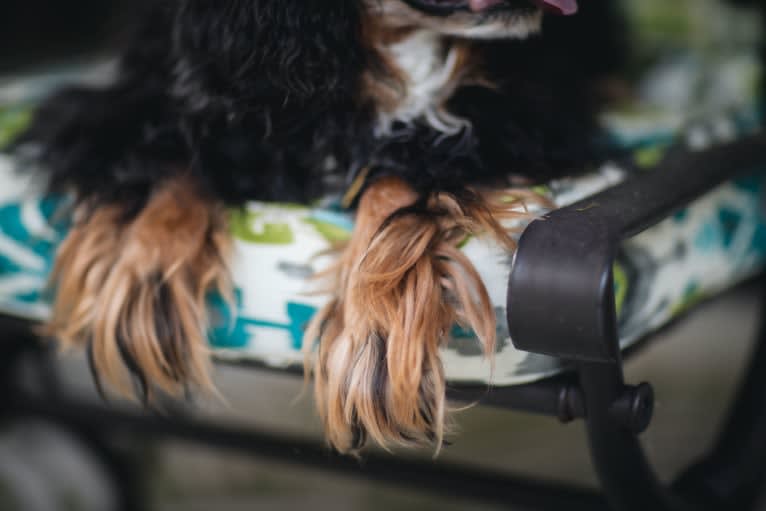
[
  {"xmin": 229, "ymin": 208, "xmax": 294, "ymax": 245},
  {"xmin": 634, "ymin": 144, "xmax": 669, "ymax": 169},
  {"xmin": 613, "ymin": 263, "xmax": 629, "ymax": 317},
  {"xmin": 302, "ymin": 218, "xmax": 351, "ymax": 243},
  {"xmin": 0, "ymin": 105, "xmax": 32, "ymax": 150},
  {"xmin": 671, "ymin": 282, "xmax": 706, "ymax": 317}
]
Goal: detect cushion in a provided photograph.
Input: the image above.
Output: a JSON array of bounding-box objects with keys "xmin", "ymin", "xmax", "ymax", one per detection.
[{"xmin": 0, "ymin": 0, "xmax": 764, "ymax": 386}]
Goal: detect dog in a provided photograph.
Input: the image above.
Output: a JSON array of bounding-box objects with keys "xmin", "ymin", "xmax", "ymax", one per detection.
[{"xmin": 14, "ymin": 0, "xmax": 627, "ymax": 453}]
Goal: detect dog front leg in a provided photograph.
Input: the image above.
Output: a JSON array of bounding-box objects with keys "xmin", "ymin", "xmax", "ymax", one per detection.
[
  {"xmin": 307, "ymin": 176, "xmax": 536, "ymax": 453},
  {"xmin": 49, "ymin": 176, "xmax": 232, "ymax": 399}
]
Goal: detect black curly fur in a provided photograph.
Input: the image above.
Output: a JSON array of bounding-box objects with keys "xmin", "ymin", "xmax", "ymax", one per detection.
[{"xmin": 15, "ymin": 0, "xmax": 627, "ymax": 212}]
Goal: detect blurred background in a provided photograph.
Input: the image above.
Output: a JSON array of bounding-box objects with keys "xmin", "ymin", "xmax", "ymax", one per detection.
[
  {"xmin": 0, "ymin": 0, "xmax": 145, "ymax": 73},
  {"xmin": 1, "ymin": 0, "xmax": 765, "ymax": 510}
]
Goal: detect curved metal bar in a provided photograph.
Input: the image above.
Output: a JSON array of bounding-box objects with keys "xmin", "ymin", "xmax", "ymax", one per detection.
[
  {"xmin": 507, "ymin": 132, "xmax": 766, "ymax": 511},
  {"xmin": 508, "ymin": 133, "xmax": 766, "ymax": 362}
]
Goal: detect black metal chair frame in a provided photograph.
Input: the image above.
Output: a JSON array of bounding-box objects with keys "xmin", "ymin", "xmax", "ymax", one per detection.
[{"xmin": 1, "ymin": 132, "xmax": 765, "ymax": 511}]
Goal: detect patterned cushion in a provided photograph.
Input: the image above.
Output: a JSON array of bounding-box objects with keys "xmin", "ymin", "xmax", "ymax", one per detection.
[{"xmin": 0, "ymin": 0, "xmax": 764, "ymax": 385}]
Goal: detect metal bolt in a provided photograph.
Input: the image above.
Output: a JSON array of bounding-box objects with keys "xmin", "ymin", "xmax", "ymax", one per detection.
[{"xmin": 609, "ymin": 382, "xmax": 654, "ymax": 434}]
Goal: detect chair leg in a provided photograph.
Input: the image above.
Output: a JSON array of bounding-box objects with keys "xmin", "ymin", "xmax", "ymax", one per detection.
[
  {"xmin": 578, "ymin": 361, "xmax": 694, "ymax": 511},
  {"xmin": 582, "ymin": 282, "xmax": 766, "ymax": 511},
  {"xmin": 674, "ymin": 282, "xmax": 766, "ymax": 509}
]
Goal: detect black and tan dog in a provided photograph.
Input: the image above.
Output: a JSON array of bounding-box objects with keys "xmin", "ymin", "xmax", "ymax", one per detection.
[{"xmin": 14, "ymin": 0, "xmax": 627, "ymax": 453}]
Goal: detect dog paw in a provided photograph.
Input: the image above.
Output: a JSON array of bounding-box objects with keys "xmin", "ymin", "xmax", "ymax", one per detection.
[
  {"xmin": 48, "ymin": 177, "xmax": 232, "ymax": 399},
  {"xmin": 306, "ymin": 177, "xmax": 537, "ymax": 453}
]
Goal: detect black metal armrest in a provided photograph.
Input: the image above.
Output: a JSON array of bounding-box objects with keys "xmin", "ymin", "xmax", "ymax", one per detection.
[{"xmin": 507, "ymin": 132, "xmax": 766, "ymax": 362}]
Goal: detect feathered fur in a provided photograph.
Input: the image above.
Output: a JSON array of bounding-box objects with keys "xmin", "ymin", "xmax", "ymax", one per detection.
[
  {"xmin": 308, "ymin": 177, "xmax": 544, "ymax": 452},
  {"xmin": 48, "ymin": 176, "xmax": 231, "ymax": 399}
]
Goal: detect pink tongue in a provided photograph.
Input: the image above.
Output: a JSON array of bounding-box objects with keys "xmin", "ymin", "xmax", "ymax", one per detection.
[
  {"xmin": 468, "ymin": 0, "xmax": 578, "ymax": 15},
  {"xmin": 468, "ymin": 0, "xmax": 504, "ymax": 11},
  {"xmin": 535, "ymin": 0, "xmax": 578, "ymax": 15}
]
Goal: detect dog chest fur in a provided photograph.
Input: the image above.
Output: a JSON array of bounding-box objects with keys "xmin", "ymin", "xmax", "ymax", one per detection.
[{"xmin": 374, "ymin": 30, "xmax": 470, "ymax": 138}]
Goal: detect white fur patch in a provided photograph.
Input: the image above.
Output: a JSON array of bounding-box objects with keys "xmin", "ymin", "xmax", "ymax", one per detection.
[
  {"xmin": 445, "ymin": 14, "xmax": 542, "ymax": 39},
  {"xmin": 375, "ymin": 30, "xmax": 470, "ymax": 138}
]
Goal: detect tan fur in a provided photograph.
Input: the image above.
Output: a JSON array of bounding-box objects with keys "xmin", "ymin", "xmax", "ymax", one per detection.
[
  {"xmin": 305, "ymin": 177, "xmax": 542, "ymax": 453},
  {"xmin": 360, "ymin": 17, "xmax": 412, "ymax": 114},
  {"xmin": 48, "ymin": 177, "xmax": 232, "ymax": 397}
]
